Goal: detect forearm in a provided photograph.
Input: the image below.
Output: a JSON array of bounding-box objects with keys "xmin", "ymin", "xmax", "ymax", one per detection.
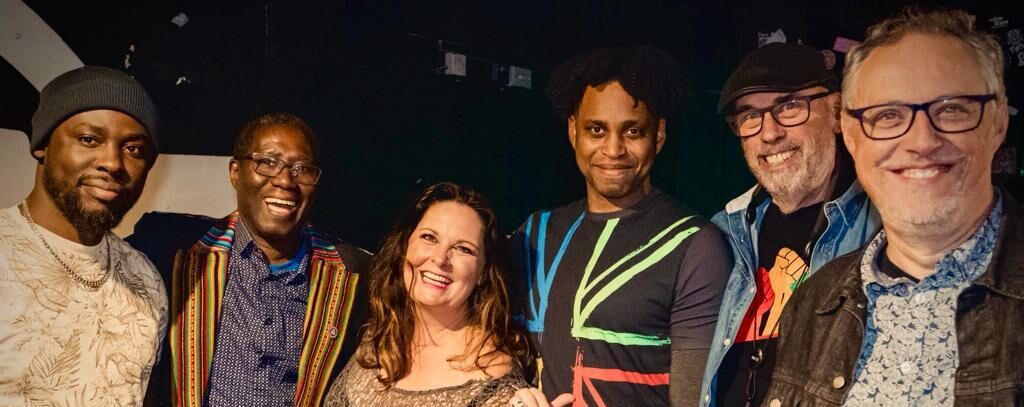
[{"xmin": 670, "ymin": 347, "xmax": 710, "ymax": 407}]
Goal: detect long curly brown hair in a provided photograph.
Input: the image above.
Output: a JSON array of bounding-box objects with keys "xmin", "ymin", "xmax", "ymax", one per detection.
[{"xmin": 356, "ymin": 182, "xmax": 530, "ymax": 386}]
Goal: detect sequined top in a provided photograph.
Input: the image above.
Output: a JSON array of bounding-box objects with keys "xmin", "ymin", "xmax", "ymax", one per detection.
[{"xmin": 322, "ymin": 350, "xmax": 527, "ymax": 407}]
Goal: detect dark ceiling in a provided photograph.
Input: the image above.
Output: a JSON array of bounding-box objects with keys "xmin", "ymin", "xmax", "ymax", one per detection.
[{"xmin": 4, "ymin": 0, "xmax": 1022, "ymax": 248}]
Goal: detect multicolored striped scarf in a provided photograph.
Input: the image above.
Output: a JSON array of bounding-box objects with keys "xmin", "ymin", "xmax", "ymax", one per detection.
[{"xmin": 168, "ymin": 212, "xmax": 360, "ymax": 406}]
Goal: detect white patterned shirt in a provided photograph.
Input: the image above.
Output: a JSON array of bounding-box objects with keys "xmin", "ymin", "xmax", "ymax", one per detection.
[
  {"xmin": 0, "ymin": 205, "xmax": 168, "ymax": 406},
  {"xmin": 845, "ymin": 193, "xmax": 1003, "ymax": 406}
]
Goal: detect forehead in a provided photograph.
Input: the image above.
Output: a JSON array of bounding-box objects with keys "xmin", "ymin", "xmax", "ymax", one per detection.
[
  {"xmin": 249, "ymin": 124, "xmax": 314, "ymax": 160},
  {"xmin": 58, "ymin": 109, "xmax": 148, "ymax": 137},
  {"xmin": 849, "ymin": 33, "xmax": 989, "ymax": 106},
  {"xmin": 418, "ymin": 201, "xmax": 484, "ymax": 238},
  {"xmin": 576, "ymin": 81, "xmax": 653, "ymax": 122}
]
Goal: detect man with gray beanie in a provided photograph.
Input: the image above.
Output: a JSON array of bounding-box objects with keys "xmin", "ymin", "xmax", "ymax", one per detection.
[
  {"xmin": 697, "ymin": 43, "xmax": 880, "ymax": 407},
  {"xmin": 0, "ymin": 65, "xmax": 167, "ymax": 406}
]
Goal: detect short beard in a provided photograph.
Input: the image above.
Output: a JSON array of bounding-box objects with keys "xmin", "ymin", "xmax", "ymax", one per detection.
[{"xmin": 43, "ymin": 167, "xmax": 128, "ymax": 241}]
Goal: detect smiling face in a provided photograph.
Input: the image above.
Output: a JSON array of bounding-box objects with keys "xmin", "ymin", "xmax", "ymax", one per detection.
[
  {"xmin": 230, "ymin": 124, "xmax": 318, "ymax": 245},
  {"xmin": 735, "ymin": 87, "xmax": 840, "ymax": 210},
  {"xmin": 842, "ymin": 33, "xmax": 1008, "ymax": 237},
  {"xmin": 402, "ymin": 201, "xmax": 486, "ymax": 317},
  {"xmin": 569, "ymin": 81, "xmax": 665, "ymax": 213},
  {"xmin": 36, "ymin": 109, "xmax": 155, "ymax": 238}
]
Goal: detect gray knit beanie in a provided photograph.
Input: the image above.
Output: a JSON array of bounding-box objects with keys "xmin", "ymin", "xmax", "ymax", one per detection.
[{"xmin": 30, "ymin": 66, "xmax": 160, "ymax": 154}]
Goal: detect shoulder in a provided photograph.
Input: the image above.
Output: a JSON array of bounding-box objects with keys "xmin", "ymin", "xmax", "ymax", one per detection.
[
  {"xmin": 127, "ymin": 211, "xmax": 219, "ymax": 252},
  {"xmin": 795, "ymin": 248, "xmax": 863, "ymax": 301},
  {"xmin": 109, "ymin": 235, "xmax": 168, "ymax": 305},
  {"xmin": 311, "ymin": 227, "xmax": 373, "ymax": 274},
  {"xmin": 519, "ymin": 199, "xmax": 588, "ymax": 227}
]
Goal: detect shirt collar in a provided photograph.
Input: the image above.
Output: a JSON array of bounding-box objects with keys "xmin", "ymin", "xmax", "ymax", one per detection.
[
  {"xmin": 232, "ymin": 217, "xmax": 311, "ymax": 276},
  {"xmin": 861, "ymin": 190, "xmax": 1004, "ymax": 295}
]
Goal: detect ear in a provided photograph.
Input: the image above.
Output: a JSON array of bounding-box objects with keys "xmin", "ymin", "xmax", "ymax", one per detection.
[
  {"xmin": 32, "ymin": 148, "xmax": 46, "ymax": 162},
  {"xmin": 993, "ymin": 96, "xmax": 1010, "ymax": 146},
  {"xmin": 840, "ymin": 111, "xmax": 859, "ymax": 157},
  {"xmin": 831, "ymin": 93, "xmax": 843, "ymax": 134},
  {"xmin": 229, "ymin": 159, "xmax": 240, "ymax": 189},
  {"xmin": 567, "ymin": 116, "xmax": 578, "ymax": 150},
  {"xmin": 655, "ymin": 118, "xmax": 667, "ymax": 154}
]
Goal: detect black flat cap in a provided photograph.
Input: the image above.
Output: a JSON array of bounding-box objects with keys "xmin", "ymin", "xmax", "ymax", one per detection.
[{"xmin": 718, "ymin": 43, "xmax": 838, "ymax": 113}]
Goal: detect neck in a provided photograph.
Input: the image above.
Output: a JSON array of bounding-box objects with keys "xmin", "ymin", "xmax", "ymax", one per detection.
[
  {"xmin": 24, "ymin": 188, "xmax": 104, "ymax": 246},
  {"xmin": 883, "ymin": 191, "xmax": 995, "ymax": 280},
  {"xmin": 412, "ymin": 304, "xmax": 469, "ymax": 348},
  {"xmin": 245, "ymin": 223, "xmax": 302, "ymax": 265},
  {"xmin": 587, "ymin": 183, "xmax": 652, "ymax": 213}
]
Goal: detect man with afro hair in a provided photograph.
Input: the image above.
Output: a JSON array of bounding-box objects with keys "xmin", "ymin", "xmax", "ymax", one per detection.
[{"xmin": 509, "ymin": 46, "xmax": 731, "ymax": 407}]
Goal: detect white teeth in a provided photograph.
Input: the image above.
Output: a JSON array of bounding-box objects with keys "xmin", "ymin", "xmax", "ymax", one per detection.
[
  {"xmin": 265, "ymin": 198, "xmax": 296, "ymax": 207},
  {"xmin": 422, "ymin": 271, "xmax": 453, "ymax": 285},
  {"xmin": 901, "ymin": 168, "xmax": 941, "ymax": 179},
  {"xmin": 765, "ymin": 150, "xmax": 795, "ymax": 165}
]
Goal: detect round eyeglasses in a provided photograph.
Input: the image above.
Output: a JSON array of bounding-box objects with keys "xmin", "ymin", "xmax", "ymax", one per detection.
[
  {"xmin": 844, "ymin": 94, "xmax": 996, "ymax": 140},
  {"xmin": 726, "ymin": 91, "xmax": 834, "ymax": 138}
]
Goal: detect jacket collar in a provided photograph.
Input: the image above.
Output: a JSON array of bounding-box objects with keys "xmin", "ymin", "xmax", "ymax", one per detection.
[
  {"xmin": 815, "ymin": 188, "xmax": 1024, "ymax": 314},
  {"xmin": 973, "ymin": 190, "xmax": 1024, "ymax": 300}
]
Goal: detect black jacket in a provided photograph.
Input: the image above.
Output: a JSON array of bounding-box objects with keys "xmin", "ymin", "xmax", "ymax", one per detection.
[{"xmin": 763, "ymin": 193, "xmax": 1024, "ymax": 406}]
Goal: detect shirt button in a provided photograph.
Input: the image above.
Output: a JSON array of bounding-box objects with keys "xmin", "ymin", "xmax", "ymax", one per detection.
[
  {"xmin": 263, "ymin": 317, "xmax": 273, "ymax": 326},
  {"xmin": 832, "ymin": 376, "xmax": 845, "ymax": 389},
  {"xmin": 723, "ymin": 338, "xmax": 731, "ymax": 347},
  {"xmin": 750, "ymin": 287, "xmax": 756, "ymax": 294},
  {"xmin": 769, "ymin": 399, "xmax": 782, "ymax": 407}
]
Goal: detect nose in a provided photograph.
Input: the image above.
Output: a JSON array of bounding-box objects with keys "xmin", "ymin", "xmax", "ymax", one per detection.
[
  {"xmin": 270, "ymin": 165, "xmax": 298, "ymax": 188},
  {"xmin": 601, "ymin": 133, "xmax": 626, "ymax": 157},
  {"xmin": 758, "ymin": 113, "xmax": 786, "ymax": 143},
  {"xmin": 429, "ymin": 245, "xmax": 452, "ymax": 268},
  {"xmin": 899, "ymin": 110, "xmax": 944, "ymax": 156},
  {"xmin": 94, "ymin": 143, "xmax": 126, "ymax": 176}
]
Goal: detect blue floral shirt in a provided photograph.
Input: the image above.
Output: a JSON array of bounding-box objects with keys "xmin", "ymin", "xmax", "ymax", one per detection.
[{"xmin": 845, "ymin": 191, "xmax": 1003, "ymax": 406}]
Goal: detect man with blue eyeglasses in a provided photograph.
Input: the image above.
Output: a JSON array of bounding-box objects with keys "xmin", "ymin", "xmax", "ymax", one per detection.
[
  {"xmin": 128, "ymin": 113, "xmax": 371, "ymax": 406},
  {"xmin": 763, "ymin": 7, "xmax": 1024, "ymax": 406},
  {"xmin": 699, "ymin": 43, "xmax": 881, "ymax": 407}
]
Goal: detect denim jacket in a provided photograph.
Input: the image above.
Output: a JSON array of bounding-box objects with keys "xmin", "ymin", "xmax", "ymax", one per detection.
[
  {"xmin": 761, "ymin": 191, "xmax": 1024, "ymax": 406},
  {"xmin": 698, "ymin": 180, "xmax": 880, "ymax": 406}
]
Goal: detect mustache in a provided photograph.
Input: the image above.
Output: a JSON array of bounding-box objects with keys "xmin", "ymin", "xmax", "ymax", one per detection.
[
  {"xmin": 756, "ymin": 142, "xmax": 800, "ymax": 157},
  {"xmin": 77, "ymin": 173, "xmax": 129, "ymax": 186}
]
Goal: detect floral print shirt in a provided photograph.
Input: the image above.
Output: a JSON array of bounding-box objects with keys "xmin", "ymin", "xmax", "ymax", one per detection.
[
  {"xmin": 0, "ymin": 205, "xmax": 168, "ymax": 406},
  {"xmin": 846, "ymin": 193, "xmax": 1003, "ymax": 406}
]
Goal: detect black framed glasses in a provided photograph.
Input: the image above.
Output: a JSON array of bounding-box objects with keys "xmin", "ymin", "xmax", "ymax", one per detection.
[
  {"xmin": 238, "ymin": 153, "xmax": 322, "ymax": 185},
  {"xmin": 726, "ymin": 91, "xmax": 834, "ymax": 138},
  {"xmin": 845, "ymin": 94, "xmax": 996, "ymax": 140}
]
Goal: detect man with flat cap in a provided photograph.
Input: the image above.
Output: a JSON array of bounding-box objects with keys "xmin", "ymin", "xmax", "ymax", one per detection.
[
  {"xmin": 698, "ymin": 43, "xmax": 880, "ymax": 407},
  {"xmin": 0, "ymin": 66, "xmax": 166, "ymax": 406}
]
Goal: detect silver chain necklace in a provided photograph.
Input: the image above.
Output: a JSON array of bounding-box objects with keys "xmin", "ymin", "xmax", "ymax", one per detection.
[{"xmin": 18, "ymin": 201, "xmax": 111, "ymax": 290}]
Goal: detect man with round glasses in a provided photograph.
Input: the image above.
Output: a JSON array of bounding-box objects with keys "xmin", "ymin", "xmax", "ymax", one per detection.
[
  {"xmin": 764, "ymin": 7, "xmax": 1024, "ymax": 406},
  {"xmin": 699, "ymin": 43, "xmax": 881, "ymax": 407},
  {"xmin": 128, "ymin": 113, "xmax": 371, "ymax": 406}
]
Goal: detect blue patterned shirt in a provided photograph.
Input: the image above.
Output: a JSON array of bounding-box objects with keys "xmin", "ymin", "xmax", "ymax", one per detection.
[
  {"xmin": 845, "ymin": 192, "xmax": 1003, "ymax": 406},
  {"xmin": 205, "ymin": 219, "xmax": 312, "ymax": 406}
]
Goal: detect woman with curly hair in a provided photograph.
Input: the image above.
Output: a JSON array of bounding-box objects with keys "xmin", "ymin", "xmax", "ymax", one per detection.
[{"xmin": 323, "ymin": 182, "xmax": 531, "ymax": 406}]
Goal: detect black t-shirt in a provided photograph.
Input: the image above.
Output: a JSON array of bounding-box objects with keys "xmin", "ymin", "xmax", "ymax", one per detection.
[
  {"xmin": 515, "ymin": 191, "xmax": 732, "ymax": 405},
  {"xmin": 716, "ymin": 201, "xmax": 822, "ymax": 407}
]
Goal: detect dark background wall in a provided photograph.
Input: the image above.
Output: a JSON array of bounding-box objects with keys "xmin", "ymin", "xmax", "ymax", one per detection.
[{"xmin": 3, "ymin": 0, "xmax": 1022, "ymax": 250}]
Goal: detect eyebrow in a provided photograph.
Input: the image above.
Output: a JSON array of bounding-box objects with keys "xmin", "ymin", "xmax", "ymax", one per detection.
[
  {"xmin": 415, "ymin": 227, "xmax": 482, "ymax": 249},
  {"xmin": 582, "ymin": 119, "xmax": 648, "ymax": 128},
  {"xmin": 733, "ymin": 92, "xmax": 806, "ymax": 113},
  {"xmin": 72, "ymin": 123, "xmax": 149, "ymax": 141}
]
